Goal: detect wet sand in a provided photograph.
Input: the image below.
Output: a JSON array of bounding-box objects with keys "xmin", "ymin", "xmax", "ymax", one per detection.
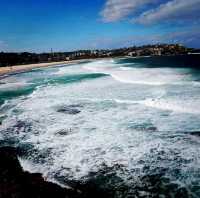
[{"xmin": 0, "ymin": 60, "xmax": 87, "ymax": 76}]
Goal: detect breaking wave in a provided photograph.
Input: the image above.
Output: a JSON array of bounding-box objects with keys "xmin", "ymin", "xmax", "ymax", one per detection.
[{"xmin": 1, "ymin": 56, "xmax": 200, "ymax": 197}]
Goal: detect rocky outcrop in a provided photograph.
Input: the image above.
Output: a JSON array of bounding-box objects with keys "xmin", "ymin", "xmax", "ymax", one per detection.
[
  {"xmin": 0, "ymin": 147, "xmax": 111, "ymax": 198},
  {"xmin": 0, "ymin": 147, "xmax": 191, "ymax": 198},
  {"xmin": 0, "ymin": 147, "xmax": 79, "ymax": 198}
]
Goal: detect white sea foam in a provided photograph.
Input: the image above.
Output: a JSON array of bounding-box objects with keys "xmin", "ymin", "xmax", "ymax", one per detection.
[
  {"xmin": 0, "ymin": 82, "xmax": 32, "ymax": 90},
  {"xmin": 55, "ymin": 64, "xmax": 87, "ymax": 75},
  {"xmin": 1, "ymin": 58, "xmax": 200, "ymax": 187},
  {"xmin": 119, "ymin": 67, "xmax": 134, "ymax": 71},
  {"xmin": 19, "ymin": 158, "xmax": 45, "ymax": 174},
  {"xmin": 109, "ymin": 98, "xmax": 200, "ymax": 114},
  {"xmin": 82, "ymin": 60, "xmax": 194, "ymax": 86},
  {"xmin": 139, "ymin": 98, "xmax": 200, "ymax": 114}
]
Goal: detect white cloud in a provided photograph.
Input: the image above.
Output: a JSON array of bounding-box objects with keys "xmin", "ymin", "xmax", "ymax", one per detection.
[
  {"xmin": 101, "ymin": 0, "xmax": 200, "ymax": 25},
  {"xmin": 133, "ymin": 0, "xmax": 200, "ymax": 24},
  {"xmin": 101, "ymin": 0, "xmax": 156, "ymax": 22}
]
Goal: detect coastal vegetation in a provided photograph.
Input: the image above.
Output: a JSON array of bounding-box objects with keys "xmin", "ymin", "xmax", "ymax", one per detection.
[{"xmin": 0, "ymin": 44, "xmax": 198, "ymax": 67}]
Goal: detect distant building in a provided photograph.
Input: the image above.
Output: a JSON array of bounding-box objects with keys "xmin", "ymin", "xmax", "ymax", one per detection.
[
  {"xmin": 153, "ymin": 48, "xmax": 162, "ymax": 56},
  {"xmin": 128, "ymin": 51, "xmax": 137, "ymax": 56},
  {"xmin": 136, "ymin": 50, "xmax": 143, "ymax": 56},
  {"xmin": 106, "ymin": 52, "xmax": 113, "ymax": 56}
]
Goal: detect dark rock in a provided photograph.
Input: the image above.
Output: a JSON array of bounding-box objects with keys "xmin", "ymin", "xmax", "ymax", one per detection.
[
  {"xmin": 55, "ymin": 165, "xmax": 125, "ymax": 198},
  {"xmin": 56, "ymin": 129, "xmax": 74, "ymax": 136},
  {"xmin": 0, "ymin": 147, "xmax": 22, "ymax": 177},
  {"xmin": 130, "ymin": 123, "xmax": 157, "ymax": 132},
  {"xmin": 133, "ymin": 174, "xmax": 190, "ymax": 198},
  {"xmin": 57, "ymin": 164, "xmax": 191, "ymax": 198},
  {"xmin": 57, "ymin": 106, "xmax": 81, "ymax": 115},
  {"xmin": 57, "ymin": 130, "xmax": 70, "ymax": 136},
  {"xmin": 14, "ymin": 121, "xmax": 32, "ymax": 131},
  {"xmin": 188, "ymin": 131, "xmax": 200, "ymax": 137},
  {"xmin": 0, "ymin": 146, "xmax": 192, "ymax": 198},
  {"xmin": 146, "ymin": 126, "xmax": 157, "ymax": 132},
  {"xmin": 0, "ymin": 147, "xmax": 121, "ymax": 198},
  {"xmin": 0, "ymin": 138, "xmax": 20, "ymax": 148},
  {"xmin": 14, "ymin": 121, "xmax": 28, "ymax": 129},
  {"xmin": 0, "ymin": 147, "xmax": 79, "ymax": 198},
  {"xmin": 6, "ymin": 120, "xmax": 34, "ymax": 135},
  {"xmin": 67, "ymin": 104, "xmax": 83, "ymax": 108}
]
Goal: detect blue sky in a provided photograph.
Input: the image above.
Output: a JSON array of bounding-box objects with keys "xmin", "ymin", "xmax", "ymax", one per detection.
[{"xmin": 0, "ymin": 0, "xmax": 200, "ymax": 52}]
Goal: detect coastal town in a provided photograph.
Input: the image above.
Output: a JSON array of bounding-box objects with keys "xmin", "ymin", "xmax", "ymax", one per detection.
[{"xmin": 0, "ymin": 44, "xmax": 199, "ymax": 67}]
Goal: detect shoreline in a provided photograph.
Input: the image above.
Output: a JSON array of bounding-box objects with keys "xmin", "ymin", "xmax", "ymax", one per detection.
[
  {"xmin": 0, "ymin": 59, "xmax": 93, "ymax": 78},
  {"xmin": 1, "ymin": 54, "xmax": 190, "ymax": 77},
  {"xmin": 0, "ymin": 57, "xmax": 115, "ymax": 79}
]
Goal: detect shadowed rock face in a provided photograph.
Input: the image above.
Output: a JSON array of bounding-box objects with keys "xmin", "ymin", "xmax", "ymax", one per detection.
[
  {"xmin": 0, "ymin": 147, "xmax": 78, "ymax": 198},
  {"xmin": 0, "ymin": 147, "xmax": 114, "ymax": 198},
  {"xmin": 0, "ymin": 146, "xmax": 192, "ymax": 198}
]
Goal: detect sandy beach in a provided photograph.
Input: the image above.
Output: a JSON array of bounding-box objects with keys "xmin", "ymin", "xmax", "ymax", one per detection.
[{"xmin": 0, "ymin": 60, "xmax": 86, "ymax": 76}]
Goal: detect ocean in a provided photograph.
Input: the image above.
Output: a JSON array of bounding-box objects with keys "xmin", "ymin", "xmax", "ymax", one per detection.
[{"xmin": 0, "ymin": 55, "xmax": 200, "ymax": 197}]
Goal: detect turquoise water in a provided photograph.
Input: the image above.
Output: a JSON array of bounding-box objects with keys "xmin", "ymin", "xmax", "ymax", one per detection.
[{"xmin": 0, "ymin": 56, "xmax": 200, "ymax": 197}]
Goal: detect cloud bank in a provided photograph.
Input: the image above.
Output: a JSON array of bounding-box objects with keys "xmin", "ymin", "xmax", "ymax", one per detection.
[
  {"xmin": 134, "ymin": 0, "xmax": 200, "ymax": 25},
  {"xmin": 101, "ymin": 0, "xmax": 156, "ymax": 22},
  {"xmin": 101, "ymin": 0, "xmax": 200, "ymax": 24}
]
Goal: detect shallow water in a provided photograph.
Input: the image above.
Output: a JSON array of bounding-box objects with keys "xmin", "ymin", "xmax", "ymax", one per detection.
[{"xmin": 0, "ymin": 56, "xmax": 200, "ymax": 197}]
